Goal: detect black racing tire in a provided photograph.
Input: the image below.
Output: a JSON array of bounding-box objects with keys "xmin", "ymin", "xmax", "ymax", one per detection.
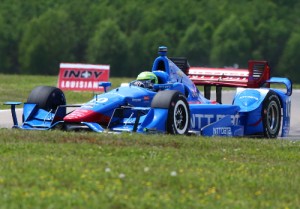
[
  {"xmin": 262, "ymin": 90, "xmax": 281, "ymax": 138},
  {"xmin": 27, "ymin": 86, "xmax": 66, "ymax": 113},
  {"xmin": 151, "ymin": 90, "xmax": 190, "ymax": 134}
]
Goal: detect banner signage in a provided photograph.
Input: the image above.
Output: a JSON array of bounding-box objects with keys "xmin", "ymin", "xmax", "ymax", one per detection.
[{"xmin": 58, "ymin": 63, "xmax": 110, "ymax": 91}]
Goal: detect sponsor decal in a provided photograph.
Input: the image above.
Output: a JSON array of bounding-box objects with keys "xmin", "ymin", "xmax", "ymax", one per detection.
[
  {"xmin": 238, "ymin": 95, "xmax": 259, "ymax": 101},
  {"xmin": 156, "ymin": 84, "xmax": 173, "ymax": 89},
  {"xmin": 95, "ymin": 98, "xmax": 109, "ymax": 103},
  {"xmin": 58, "ymin": 63, "xmax": 110, "ymax": 92},
  {"xmin": 132, "ymin": 98, "xmax": 142, "ymax": 102},
  {"xmin": 190, "ymin": 114, "xmax": 239, "ymax": 129},
  {"xmin": 213, "ymin": 127, "xmax": 232, "ymax": 136}
]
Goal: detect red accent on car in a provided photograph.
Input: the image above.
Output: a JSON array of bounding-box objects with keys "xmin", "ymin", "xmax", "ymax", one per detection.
[
  {"xmin": 64, "ymin": 109, "xmax": 110, "ymax": 124},
  {"xmin": 249, "ymin": 117, "xmax": 263, "ymax": 126}
]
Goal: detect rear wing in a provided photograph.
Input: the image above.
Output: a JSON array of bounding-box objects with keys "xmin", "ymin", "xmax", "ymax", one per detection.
[
  {"xmin": 170, "ymin": 57, "xmax": 291, "ymax": 103},
  {"xmin": 187, "ymin": 61, "xmax": 271, "ymax": 103},
  {"xmin": 188, "ymin": 60, "xmax": 270, "ymax": 88}
]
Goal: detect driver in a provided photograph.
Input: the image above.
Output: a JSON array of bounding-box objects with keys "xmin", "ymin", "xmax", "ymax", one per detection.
[{"xmin": 131, "ymin": 71, "xmax": 158, "ymax": 90}]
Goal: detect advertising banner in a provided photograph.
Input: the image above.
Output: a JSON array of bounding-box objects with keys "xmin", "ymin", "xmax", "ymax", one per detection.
[{"xmin": 58, "ymin": 63, "xmax": 110, "ymax": 92}]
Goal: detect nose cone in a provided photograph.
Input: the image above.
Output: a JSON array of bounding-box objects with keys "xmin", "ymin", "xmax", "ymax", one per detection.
[{"xmin": 64, "ymin": 109, "xmax": 110, "ymax": 124}]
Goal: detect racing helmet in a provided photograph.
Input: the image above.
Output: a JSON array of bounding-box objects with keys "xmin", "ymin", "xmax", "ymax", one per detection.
[{"xmin": 136, "ymin": 71, "xmax": 158, "ymax": 88}]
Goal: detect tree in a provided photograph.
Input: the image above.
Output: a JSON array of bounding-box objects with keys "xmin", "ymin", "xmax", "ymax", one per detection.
[
  {"xmin": 210, "ymin": 14, "xmax": 251, "ymax": 67},
  {"xmin": 62, "ymin": 0, "xmax": 115, "ymax": 62},
  {"xmin": 0, "ymin": 0, "xmax": 299, "ymax": 82},
  {"xmin": 19, "ymin": 9, "xmax": 76, "ymax": 75},
  {"xmin": 277, "ymin": 32, "xmax": 300, "ymax": 81},
  {"xmin": 177, "ymin": 23, "xmax": 213, "ymax": 66},
  {"xmin": 86, "ymin": 20, "xmax": 129, "ymax": 77},
  {"xmin": 249, "ymin": 20, "xmax": 290, "ymax": 73},
  {"xmin": 126, "ymin": 31, "xmax": 151, "ymax": 76},
  {"xmin": 0, "ymin": 2, "xmax": 22, "ymax": 73},
  {"xmin": 127, "ymin": 29, "xmax": 171, "ymax": 76},
  {"xmin": 240, "ymin": 0, "xmax": 290, "ymax": 73},
  {"xmin": 0, "ymin": 15, "xmax": 10, "ymax": 72}
]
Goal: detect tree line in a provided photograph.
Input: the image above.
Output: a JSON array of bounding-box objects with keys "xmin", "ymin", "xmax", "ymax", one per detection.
[{"xmin": 0, "ymin": 0, "xmax": 300, "ymax": 82}]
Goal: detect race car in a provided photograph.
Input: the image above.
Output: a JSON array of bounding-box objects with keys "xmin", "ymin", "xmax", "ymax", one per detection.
[{"xmin": 5, "ymin": 46, "xmax": 292, "ymax": 138}]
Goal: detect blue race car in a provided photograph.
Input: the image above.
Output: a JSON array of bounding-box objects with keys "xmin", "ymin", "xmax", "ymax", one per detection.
[{"xmin": 5, "ymin": 46, "xmax": 292, "ymax": 138}]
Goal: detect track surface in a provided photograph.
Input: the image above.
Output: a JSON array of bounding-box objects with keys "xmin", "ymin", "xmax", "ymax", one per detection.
[{"xmin": 1, "ymin": 90, "xmax": 299, "ymax": 138}]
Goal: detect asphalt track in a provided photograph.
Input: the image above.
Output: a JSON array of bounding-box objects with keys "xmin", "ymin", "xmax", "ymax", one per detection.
[{"xmin": 1, "ymin": 90, "xmax": 299, "ymax": 139}]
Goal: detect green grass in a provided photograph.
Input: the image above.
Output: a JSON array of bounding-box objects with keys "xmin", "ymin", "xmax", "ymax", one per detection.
[{"xmin": 0, "ymin": 129, "xmax": 299, "ymax": 209}]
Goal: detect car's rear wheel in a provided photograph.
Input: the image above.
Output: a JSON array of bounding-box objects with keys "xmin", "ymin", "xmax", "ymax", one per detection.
[
  {"xmin": 262, "ymin": 90, "xmax": 281, "ymax": 138},
  {"xmin": 151, "ymin": 90, "xmax": 190, "ymax": 134},
  {"xmin": 27, "ymin": 86, "xmax": 66, "ymax": 113}
]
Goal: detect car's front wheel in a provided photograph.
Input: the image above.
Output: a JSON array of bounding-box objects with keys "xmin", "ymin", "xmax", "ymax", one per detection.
[
  {"xmin": 151, "ymin": 90, "xmax": 190, "ymax": 134},
  {"xmin": 27, "ymin": 86, "xmax": 66, "ymax": 113}
]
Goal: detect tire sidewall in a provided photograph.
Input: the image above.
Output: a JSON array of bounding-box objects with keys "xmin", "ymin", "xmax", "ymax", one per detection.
[
  {"xmin": 166, "ymin": 92, "xmax": 190, "ymax": 134},
  {"xmin": 27, "ymin": 86, "xmax": 66, "ymax": 112},
  {"xmin": 262, "ymin": 91, "xmax": 281, "ymax": 138}
]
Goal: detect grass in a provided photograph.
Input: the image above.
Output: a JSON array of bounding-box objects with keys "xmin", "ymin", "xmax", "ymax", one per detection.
[
  {"xmin": 0, "ymin": 129, "xmax": 299, "ymax": 208},
  {"xmin": 0, "ymin": 74, "xmax": 299, "ymax": 208}
]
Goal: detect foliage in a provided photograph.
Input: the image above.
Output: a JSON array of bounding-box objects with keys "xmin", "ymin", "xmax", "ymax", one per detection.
[
  {"xmin": 210, "ymin": 14, "xmax": 251, "ymax": 67},
  {"xmin": 0, "ymin": 0, "xmax": 300, "ymax": 81},
  {"xmin": 19, "ymin": 9, "xmax": 76, "ymax": 75},
  {"xmin": 278, "ymin": 32, "xmax": 300, "ymax": 81},
  {"xmin": 176, "ymin": 23, "xmax": 213, "ymax": 66},
  {"xmin": 87, "ymin": 19, "xmax": 129, "ymax": 76}
]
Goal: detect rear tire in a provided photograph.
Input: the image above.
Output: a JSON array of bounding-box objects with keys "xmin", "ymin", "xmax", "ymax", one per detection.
[
  {"xmin": 27, "ymin": 86, "xmax": 66, "ymax": 113},
  {"xmin": 152, "ymin": 90, "xmax": 190, "ymax": 134},
  {"xmin": 262, "ymin": 91, "xmax": 281, "ymax": 138}
]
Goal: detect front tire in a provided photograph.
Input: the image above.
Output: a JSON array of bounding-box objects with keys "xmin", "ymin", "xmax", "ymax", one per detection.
[
  {"xmin": 262, "ymin": 91, "xmax": 281, "ymax": 138},
  {"xmin": 151, "ymin": 90, "xmax": 190, "ymax": 134},
  {"xmin": 27, "ymin": 86, "xmax": 66, "ymax": 113}
]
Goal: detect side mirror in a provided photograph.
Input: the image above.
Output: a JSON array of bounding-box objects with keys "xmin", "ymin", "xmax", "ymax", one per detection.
[{"xmin": 99, "ymin": 82, "xmax": 111, "ymax": 93}]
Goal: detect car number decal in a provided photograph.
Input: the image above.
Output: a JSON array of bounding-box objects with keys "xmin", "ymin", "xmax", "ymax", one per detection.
[{"xmin": 96, "ymin": 98, "xmax": 109, "ymax": 103}]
